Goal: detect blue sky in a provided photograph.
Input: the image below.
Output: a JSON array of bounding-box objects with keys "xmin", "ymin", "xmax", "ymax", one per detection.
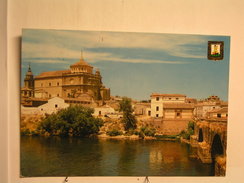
[{"xmin": 21, "ymin": 29, "xmax": 230, "ymax": 101}]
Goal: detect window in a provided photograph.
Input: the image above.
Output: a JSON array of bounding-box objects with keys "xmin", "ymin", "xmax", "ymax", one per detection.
[
  {"xmin": 55, "ymin": 104, "xmax": 58, "ymax": 108},
  {"xmin": 156, "ymin": 97, "xmax": 159, "ymax": 101},
  {"xmin": 57, "ymin": 82, "xmax": 59, "ymax": 86},
  {"xmin": 156, "ymin": 114, "xmax": 159, "ymax": 118},
  {"xmin": 156, "ymin": 106, "xmax": 159, "ymax": 111},
  {"xmin": 148, "ymin": 111, "xmax": 151, "ymax": 116},
  {"xmin": 217, "ymin": 113, "xmax": 221, "ymax": 118},
  {"xmin": 99, "ymin": 111, "xmax": 102, "ymax": 115},
  {"xmin": 57, "ymin": 94, "xmax": 59, "ymax": 97},
  {"xmin": 176, "ymin": 112, "xmax": 181, "ymax": 117},
  {"xmin": 49, "ymin": 83, "xmax": 51, "ymax": 86},
  {"xmin": 169, "ymin": 98, "xmax": 171, "ymax": 100},
  {"xmin": 176, "ymin": 98, "xmax": 179, "ymax": 100}
]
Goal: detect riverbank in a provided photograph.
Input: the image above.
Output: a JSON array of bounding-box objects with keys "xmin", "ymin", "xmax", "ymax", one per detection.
[
  {"xmin": 97, "ymin": 134, "xmax": 156, "ymax": 140},
  {"xmin": 20, "ymin": 113, "xmax": 191, "ymax": 142}
]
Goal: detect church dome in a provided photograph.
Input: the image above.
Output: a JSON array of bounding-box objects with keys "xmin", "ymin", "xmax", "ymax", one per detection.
[
  {"xmin": 71, "ymin": 58, "xmax": 91, "ymax": 67},
  {"xmin": 70, "ymin": 51, "xmax": 93, "ymax": 73}
]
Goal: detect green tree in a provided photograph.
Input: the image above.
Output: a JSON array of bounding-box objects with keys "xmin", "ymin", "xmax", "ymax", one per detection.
[
  {"xmin": 180, "ymin": 121, "xmax": 195, "ymax": 140},
  {"xmin": 38, "ymin": 105, "xmax": 103, "ymax": 137},
  {"xmin": 119, "ymin": 97, "xmax": 137, "ymax": 131}
]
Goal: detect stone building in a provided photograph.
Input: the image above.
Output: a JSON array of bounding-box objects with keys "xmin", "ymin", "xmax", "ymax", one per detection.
[
  {"xmin": 149, "ymin": 93, "xmax": 186, "ymax": 118},
  {"xmin": 206, "ymin": 107, "xmax": 228, "ymax": 119},
  {"xmin": 21, "ymin": 52, "xmax": 110, "ymax": 106},
  {"xmin": 134, "ymin": 102, "xmax": 151, "ymax": 116},
  {"xmin": 195, "ymin": 95, "xmax": 227, "ymax": 118},
  {"xmin": 146, "ymin": 93, "xmax": 195, "ymax": 135},
  {"xmin": 163, "ymin": 103, "xmax": 194, "ymax": 120},
  {"xmin": 93, "ymin": 105, "xmax": 115, "ymax": 117}
]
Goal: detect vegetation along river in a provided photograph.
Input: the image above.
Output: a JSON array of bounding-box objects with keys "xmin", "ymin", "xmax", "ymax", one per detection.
[{"xmin": 21, "ymin": 136, "xmax": 213, "ymax": 176}]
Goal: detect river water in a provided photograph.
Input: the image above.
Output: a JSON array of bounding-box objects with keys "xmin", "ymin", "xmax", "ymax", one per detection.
[{"xmin": 21, "ymin": 136, "xmax": 213, "ymax": 177}]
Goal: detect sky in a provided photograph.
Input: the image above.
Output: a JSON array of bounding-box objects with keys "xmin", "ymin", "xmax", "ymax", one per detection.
[{"xmin": 21, "ymin": 29, "xmax": 230, "ymax": 101}]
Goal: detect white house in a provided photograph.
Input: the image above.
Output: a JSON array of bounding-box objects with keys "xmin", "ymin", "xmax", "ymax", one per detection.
[
  {"xmin": 93, "ymin": 105, "xmax": 115, "ymax": 117},
  {"xmin": 150, "ymin": 93, "xmax": 186, "ymax": 118},
  {"xmin": 38, "ymin": 97, "xmax": 69, "ymax": 114}
]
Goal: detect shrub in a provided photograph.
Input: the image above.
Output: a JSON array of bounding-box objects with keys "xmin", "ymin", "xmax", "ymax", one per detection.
[
  {"xmin": 139, "ymin": 131, "xmax": 145, "ymax": 139},
  {"xmin": 124, "ymin": 129, "xmax": 138, "ymax": 136},
  {"xmin": 156, "ymin": 135, "xmax": 179, "ymax": 139},
  {"xmin": 188, "ymin": 121, "xmax": 195, "ymax": 130},
  {"xmin": 179, "ymin": 121, "xmax": 195, "ymax": 140},
  {"xmin": 21, "ymin": 129, "xmax": 30, "ymax": 136},
  {"xmin": 140, "ymin": 126, "xmax": 156, "ymax": 137},
  {"xmin": 106, "ymin": 129, "xmax": 123, "ymax": 136}
]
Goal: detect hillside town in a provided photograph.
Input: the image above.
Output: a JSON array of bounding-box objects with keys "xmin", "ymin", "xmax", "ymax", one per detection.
[{"xmin": 21, "ymin": 54, "xmax": 228, "ymax": 136}]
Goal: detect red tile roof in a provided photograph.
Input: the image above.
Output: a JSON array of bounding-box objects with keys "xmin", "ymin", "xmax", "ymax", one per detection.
[
  {"xmin": 163, "ymin": 103, "xmax": 195, "ymax": 109},
  {"xmin": 70, "ymin": 59, "xmax": 92, "ymax": 67},
  {"xmin": 151, "ymin": 93, "xmax": 186, "ymax": 97},
  {"xmin": 35, "ymin": 70, "xmax": 71, "ymax": 78}
]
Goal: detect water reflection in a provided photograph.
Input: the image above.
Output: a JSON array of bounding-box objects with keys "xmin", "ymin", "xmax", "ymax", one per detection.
[{"xmin": 21, "ymin": 136, "xmax": 213, "ymax": 176}]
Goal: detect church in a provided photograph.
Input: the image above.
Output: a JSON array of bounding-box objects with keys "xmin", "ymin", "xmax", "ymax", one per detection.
[{"xmin": 21, "ymin": 52, "xmax": 110, "ymax": 106}]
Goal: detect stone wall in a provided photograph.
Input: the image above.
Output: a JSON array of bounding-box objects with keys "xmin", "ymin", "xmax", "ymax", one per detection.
[{"xmin": 150, "ymin": 119, "xmax": 189, "ymax": 135}]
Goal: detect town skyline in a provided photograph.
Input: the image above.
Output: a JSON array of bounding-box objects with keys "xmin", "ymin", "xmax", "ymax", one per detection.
[{"xmin": 21, "ymin": 29, "xmax": 230, "ymax": 101}]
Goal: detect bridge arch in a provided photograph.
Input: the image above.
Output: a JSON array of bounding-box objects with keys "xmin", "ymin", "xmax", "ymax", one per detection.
[
  {"xmin": 198, "ymin": 128, "xmax": 203, "ymax": 142},
  {"xmin": 211, "ymin": 133, "xmax": 224, "ymax": 159}
]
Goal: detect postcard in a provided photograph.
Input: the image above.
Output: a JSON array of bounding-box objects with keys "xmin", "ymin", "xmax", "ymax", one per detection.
[{"xmin": 20, "ymin": 29, "xmax": 230, "ymax": 177}]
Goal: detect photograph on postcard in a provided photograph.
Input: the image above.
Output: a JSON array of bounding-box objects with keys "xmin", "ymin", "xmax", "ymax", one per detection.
[{"xmin": 20, "ymin": 29, "xmax": 230, "ymax": 177}]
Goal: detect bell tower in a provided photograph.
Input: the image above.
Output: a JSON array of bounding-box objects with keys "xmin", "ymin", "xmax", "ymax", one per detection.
[
  {"xmin": 24, "ymin": 64, "xmax": 34, "ymax": 89},
  {"xmin": 21, "ymin": 64, "xmax": 35, "ymax": 100}
]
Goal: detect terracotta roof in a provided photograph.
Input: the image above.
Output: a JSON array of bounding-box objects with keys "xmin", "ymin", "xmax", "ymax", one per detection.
[
  {"xmin": 208, "ymin": 107, "xmax": 228, "ymax": 113},
  {"xmin": 70, "ymin": 58, "xmax": 92, "ymax": 67},
  {"xmin": 35, "ymin": 70, "xmax": 71, "ymax": 78},
  {"xmin": 151, "ymin": 93, "xmax": 186, "ymax": 97},
  {"xmin": 163, "ymin": 103, "xmax": 195, "ymax": 109},
  {"xmin": 195, "ymin": 103, "xmax": 217, "ymax": 106}
]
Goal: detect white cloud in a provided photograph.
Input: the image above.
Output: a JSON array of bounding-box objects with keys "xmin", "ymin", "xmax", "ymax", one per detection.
[
  {"xmin": 22, "ymin": 46, "xmax": 189, "ymax": 65},
  {"xmin": 85, "ymin": 51, "xmax": 188, "ymax": 64},
  {"xmin": 22, "ymin": 30, "xmax": 207, "ymax": 63},
  {"xmin": 22, "ymin": 59, "xmax": 69, "ymax": 64},
  {"xmin": 22, "ymin": 42, "xmax": 79, "ymax": 59}
]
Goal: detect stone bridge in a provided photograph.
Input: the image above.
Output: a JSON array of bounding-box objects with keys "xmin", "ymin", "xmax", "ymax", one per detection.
[{"xmin": 190, "ymin": 118, "xmax": 227, "ymax": 175}]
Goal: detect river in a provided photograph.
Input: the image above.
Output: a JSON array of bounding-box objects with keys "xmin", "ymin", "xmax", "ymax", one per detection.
[{"xmin": 21, "ymin": 136, "xmax": 213, "ymax": 176}]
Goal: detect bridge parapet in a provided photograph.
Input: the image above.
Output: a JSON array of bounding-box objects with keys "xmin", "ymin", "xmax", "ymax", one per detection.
[
  {"xmin": 197, "ymin": 142, "xmax": 212, "ymax": 163},
  {"xmin": 190, "ymin": 135, "xmax": 198, "ymax": 147},
  {"xmin": 191, "ymin": 119, "xmax": 227, "ymax": 164}
]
